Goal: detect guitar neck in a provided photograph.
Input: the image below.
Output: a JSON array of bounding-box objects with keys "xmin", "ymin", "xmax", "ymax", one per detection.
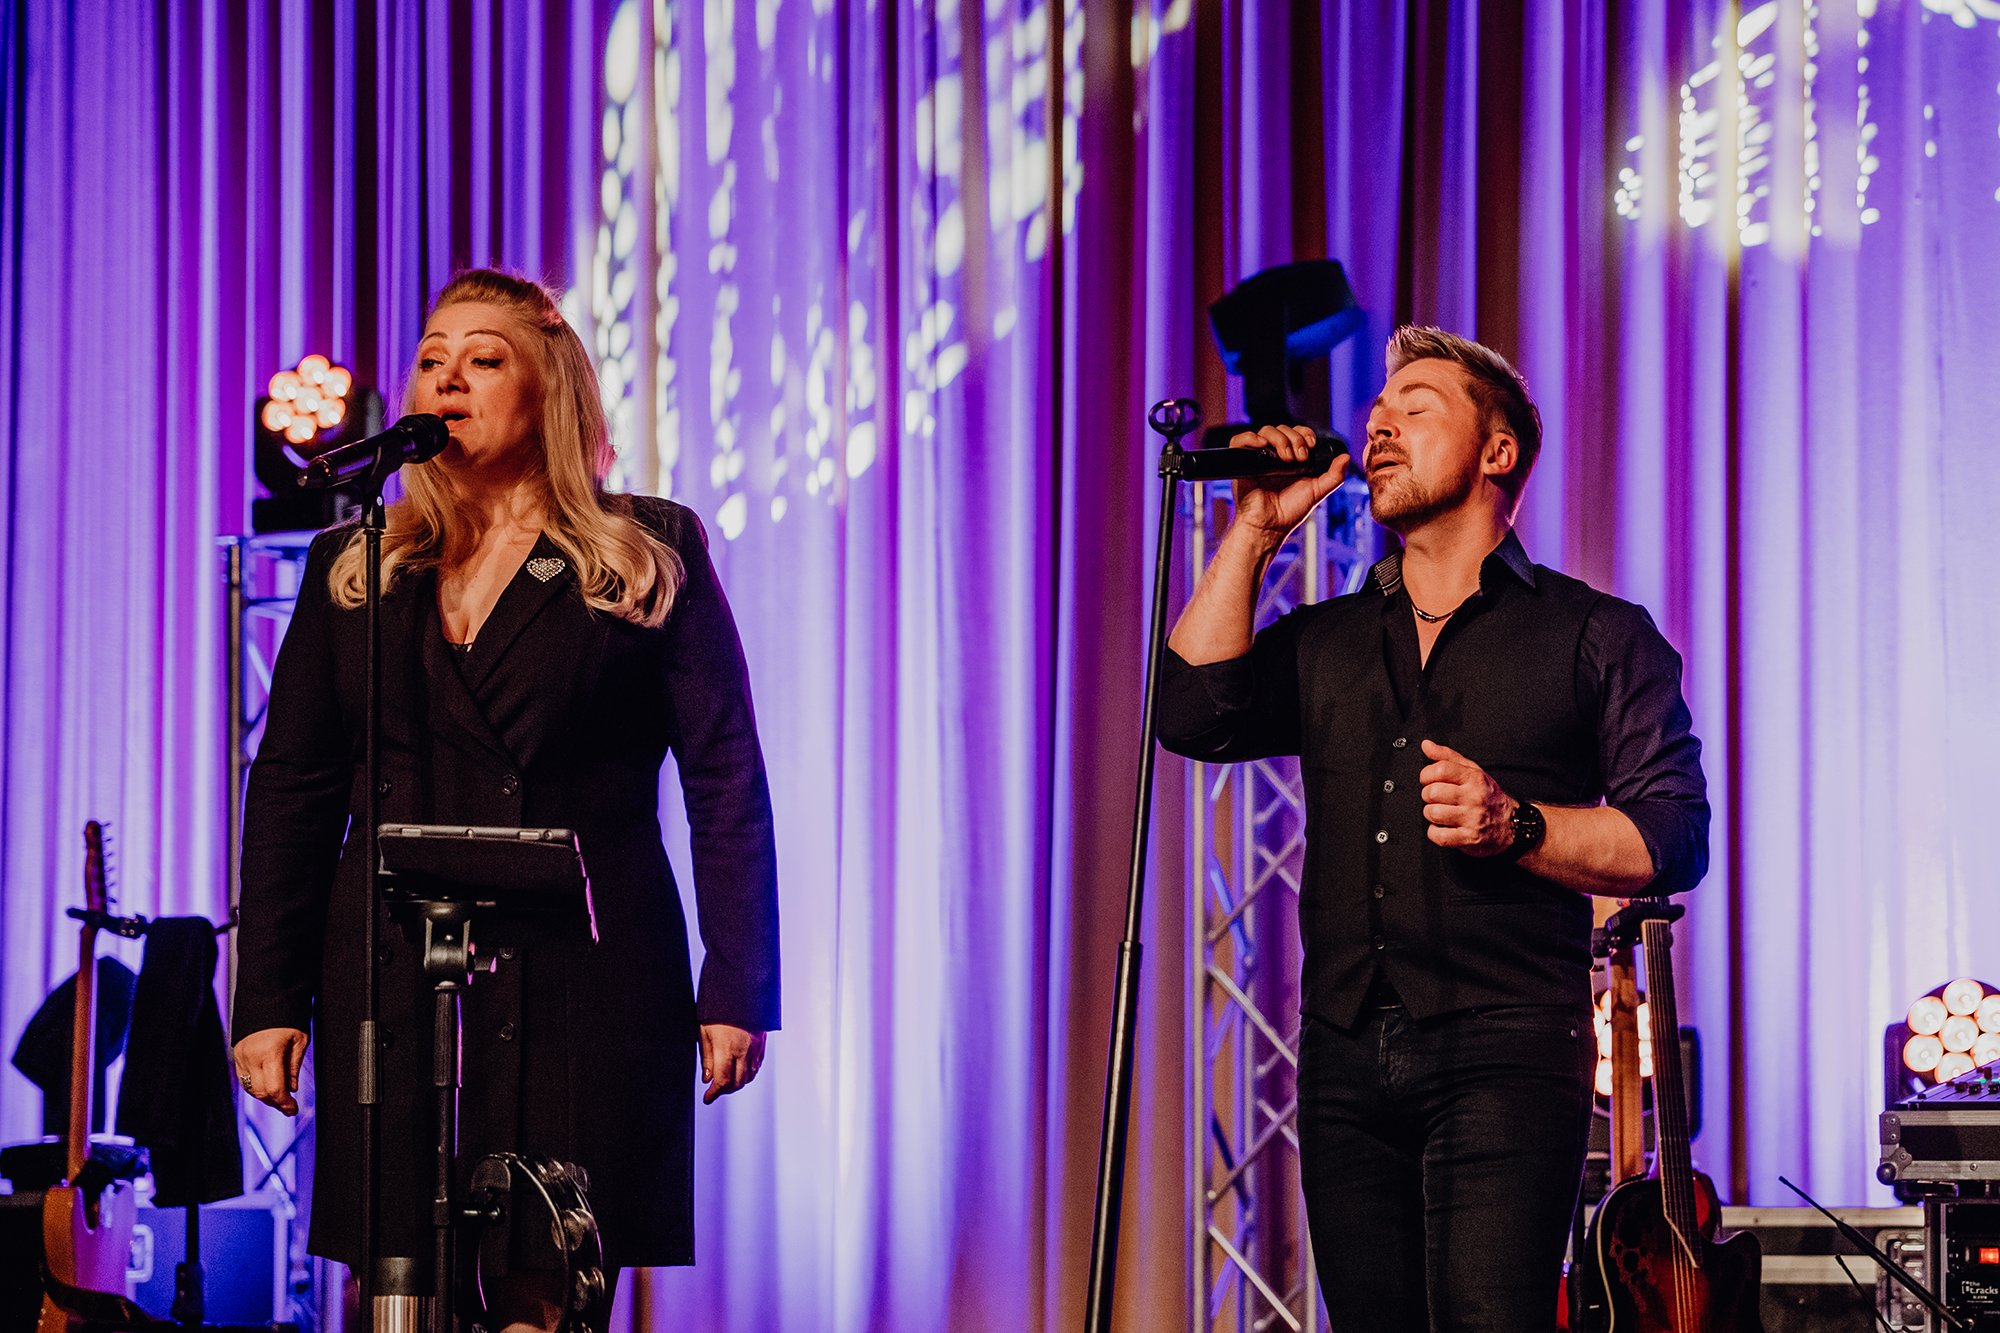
[
  {"xmin": 66, "ymin": 931, "xmax": 98, "ymax": 1181},
  {"xmin": 1606, "ymin": 943, "xmax": 1646, "ymax": 1185},
  {"xmin": 67, "ymin": 822, "xmax": 108, "ymax": 1183},
  {"xmin": 1640, "ymin": 914, "xmax": 1699, "ymax": 1243}
]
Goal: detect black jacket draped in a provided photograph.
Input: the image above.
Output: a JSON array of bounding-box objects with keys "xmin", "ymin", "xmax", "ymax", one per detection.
[{"xmin": 234, "ymin": 495, "xmax": 779, "ymax": 1268}]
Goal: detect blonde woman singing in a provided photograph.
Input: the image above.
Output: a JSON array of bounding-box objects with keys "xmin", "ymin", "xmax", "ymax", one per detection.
[{"xmin": 232, "ymin": 269, "xmax": 779, "ymax": 1324}]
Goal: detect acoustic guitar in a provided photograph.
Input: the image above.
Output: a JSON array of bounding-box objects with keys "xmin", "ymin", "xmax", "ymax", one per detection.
[
  {"xmin": 38, "ymin": 821, "xmax": 139, "ymax": 1330},
  {"xmin": 1579, "ymin": 900, "xmax": 1763, "ymax": 1332}
]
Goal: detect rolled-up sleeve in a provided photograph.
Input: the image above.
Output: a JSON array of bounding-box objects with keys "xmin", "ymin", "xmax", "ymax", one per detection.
[
  {"xmin": 1156, "ymin": 607, "xmax": 1311, "ymax": 763},
  {"xmin": 1584, "ymin": 599, "xmax": 1710, "ymax": 895}
]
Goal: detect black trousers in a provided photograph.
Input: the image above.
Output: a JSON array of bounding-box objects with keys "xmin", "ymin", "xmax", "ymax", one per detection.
[{"xmin": 1297, "ymin": 997, "xmax": 1595, "ymax": 1333}]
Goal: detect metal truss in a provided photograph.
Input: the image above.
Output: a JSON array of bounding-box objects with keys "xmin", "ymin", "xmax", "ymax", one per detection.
[
  {"xmin": 1186, "ymin": 480, "xmax": 1375, "ymax": 1333},
  {"xmin": 220, "ymin": 532, "xmax": 327, "ymax": 1331}
]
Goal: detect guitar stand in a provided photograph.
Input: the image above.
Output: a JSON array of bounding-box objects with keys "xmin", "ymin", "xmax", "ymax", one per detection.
[{"xmin": 64, "ymin": 908, "xmax": 237, "ymax": 1333}]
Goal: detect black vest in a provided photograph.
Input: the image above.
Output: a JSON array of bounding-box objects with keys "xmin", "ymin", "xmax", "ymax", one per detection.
[{"xmin": 1290, "ymin": 553, "xmax": 1607, "ymax": 1027}]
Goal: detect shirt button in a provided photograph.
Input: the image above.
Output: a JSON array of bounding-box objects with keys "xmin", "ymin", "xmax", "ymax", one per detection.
[
  {"xmin": 498, "ymin": 1022, "xmax": 516, "ymax": 1042},
  {"xmin": 376, "ymin": 779, "xmax": 393, "ymax": 796},
  {"xmin": 1372, "ymin": 935, "xmax": 1387, "ymax": 950},
  {"xmin": 499, "ymin": 774, "xmax": 520, "ymax": 796},
  {"xmin": 1382, "ymin": 780, "xmax": 1395, "ymax": 794},
  {"xmin": 499, "ymin": 946, "xmax": 517, "ymax": 961},
  {"xmin": 1375, "ymin": 830, "xmax": 1390, "ymax": 844},
  {"xmin": 1372, "ymin": 884, "xmax": 1386, "ymax": 899},
  {"xmin": 1391, "ymin": 737, "xmax": 1408, "ymax": 750}
]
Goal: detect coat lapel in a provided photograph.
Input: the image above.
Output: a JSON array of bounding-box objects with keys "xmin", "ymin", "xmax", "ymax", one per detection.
[
  {"xmin": 415, "ymin": 568, "xmax": 519, "ymax": 770},
  {"xmin": 460, "ymin": 534, "xmax": 577, "ymax": 695}
]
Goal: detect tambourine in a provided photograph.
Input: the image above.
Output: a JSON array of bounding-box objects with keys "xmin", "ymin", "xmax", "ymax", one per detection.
[{"xmin": 465, "ymin": 1153, "xmax": 610, "ymax": 1333}]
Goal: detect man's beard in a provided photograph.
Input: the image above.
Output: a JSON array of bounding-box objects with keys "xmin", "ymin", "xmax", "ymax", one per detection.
[{"xmin": 1367, "ymin": 465, "xmax": 1462, "ymax": 532}]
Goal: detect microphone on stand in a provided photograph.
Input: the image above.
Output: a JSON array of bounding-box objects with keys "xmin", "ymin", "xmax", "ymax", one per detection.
[
  {"xmin": 1163, "ymin": 427, "xmax": 1349, "ymax": 482},
  {"xmin": 297, "ymin": 414, "xmax": 451, "ymax": 489}
]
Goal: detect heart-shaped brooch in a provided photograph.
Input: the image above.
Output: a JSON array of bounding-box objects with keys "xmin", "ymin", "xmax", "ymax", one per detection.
[{"xmin": 526, "ymin": 557, "xmax": 566, "ymax": 583}]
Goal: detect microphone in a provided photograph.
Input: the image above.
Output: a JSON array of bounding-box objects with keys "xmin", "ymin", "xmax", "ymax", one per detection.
[
  {"xmin": 1166, "ymin": 428, "xmax": 1349, "ymax": 482},
  {"xmin": 297, "ymin": 414, "xmax": 451, "ymax": 489}
]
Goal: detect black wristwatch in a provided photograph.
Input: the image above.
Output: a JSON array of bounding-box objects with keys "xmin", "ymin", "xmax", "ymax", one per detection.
[{"xmin": 1504, "ymin": 800, "xmax": 1546, "ymax": 859}]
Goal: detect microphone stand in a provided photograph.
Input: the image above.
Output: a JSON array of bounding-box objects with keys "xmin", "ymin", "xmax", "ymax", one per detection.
[
  {"xmin": 358, "ymin": 449, "xmax": 392, "ymax": 1327},
  {"xmin": 300, "ymin": 424, "xmax": 448, "ymax": 1326},
  {"xmin": 1083, "ymin": 399, "xmax": 1202, "ymax": 1332}
]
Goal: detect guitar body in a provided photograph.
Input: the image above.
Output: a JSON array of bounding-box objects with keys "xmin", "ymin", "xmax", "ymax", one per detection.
[
  {"xmin": 37, "ymin": 821, "xmax": 144, "ymax": 1330},
  {"xmin": 39, "ymin": 1179, "xmax": 137, "ymax": 1329},
  {"xmin": 1573, "ymin": 903, "xmax": 1764, "ymax": 1333},
  {"xmin": 1589, "ymin": 1165, "xmax": 1764, "ymax": 1331}
]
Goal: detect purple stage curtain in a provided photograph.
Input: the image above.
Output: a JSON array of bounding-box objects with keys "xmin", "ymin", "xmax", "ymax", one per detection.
[{"xmin": 5, "ymin": 1, "xmax": 2000, "ymax": 1330}]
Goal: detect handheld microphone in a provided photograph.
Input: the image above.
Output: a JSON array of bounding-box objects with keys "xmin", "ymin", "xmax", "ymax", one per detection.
[
  {"xmin": 1166, "ymin": 427, "xmax": 1349, "ymax": 482},
  {"xmin": 297, "ymin": 414, "xmax": 451, "ymax": 489}
]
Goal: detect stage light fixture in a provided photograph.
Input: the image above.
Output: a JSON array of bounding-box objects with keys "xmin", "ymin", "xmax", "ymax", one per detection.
[
  {"xmin": 250, "ymin": 353, "xmax": 384, "ymax": 533},
  {"xmin": 260, "ymin": 354, "xmax": 355, "ymax": 446},
  {"xmin": 1887, "ymin": 977, "xmax": 1999, "ymax": 1098}
]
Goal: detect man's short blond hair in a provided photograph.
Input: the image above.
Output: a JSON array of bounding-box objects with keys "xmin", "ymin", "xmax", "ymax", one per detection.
[{"xmin": 1385, "ymin": 326, "xmax": 1543, "ymax": 502}]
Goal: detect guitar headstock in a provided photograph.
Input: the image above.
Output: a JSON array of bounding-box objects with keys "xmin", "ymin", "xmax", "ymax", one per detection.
[
  {"xmin": 82, "ymin": 821, "xmax": 111, "ymax": 914},
  {"xmin": 1598, "ymin": 896, "xmax": 1684, "ymax": 954}
]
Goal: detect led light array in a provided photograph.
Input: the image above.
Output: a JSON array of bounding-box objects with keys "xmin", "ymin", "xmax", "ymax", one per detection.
[
  {"xmin": 259, "ymin": 354, "xmax": 355, "ymax": 445},
  {"xmin": 1902, "ymin": 977, "xmax": 2000, "ymax": 1084}
]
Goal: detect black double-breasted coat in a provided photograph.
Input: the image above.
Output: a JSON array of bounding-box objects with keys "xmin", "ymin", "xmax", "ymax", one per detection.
[{"xmin": 234, "ymin": 495, "xmax": 780, "ymax": 1269}]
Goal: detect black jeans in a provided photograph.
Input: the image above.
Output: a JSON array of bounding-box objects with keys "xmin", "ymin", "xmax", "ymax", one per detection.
[{"xmin": 1297, "ymin": 999, "xmax": 1595, "ymax": 1333}]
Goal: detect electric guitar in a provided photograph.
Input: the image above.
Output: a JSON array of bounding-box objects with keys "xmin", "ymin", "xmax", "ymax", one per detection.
[
  {"xmin": 38, "ymin": 821, "xmax": 140, "ymax": 1330},
  {"xmin": 1581, "ymin": 900, "xmax": 1763, "ymax": 1331}
]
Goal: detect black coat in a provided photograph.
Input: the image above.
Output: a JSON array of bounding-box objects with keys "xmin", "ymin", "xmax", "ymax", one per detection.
[{"xmin": 234, "ymin": 496, "xmax": 780, "ymax": 1268}]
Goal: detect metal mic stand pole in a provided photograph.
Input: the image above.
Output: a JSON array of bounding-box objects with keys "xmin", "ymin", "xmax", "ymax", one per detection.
[
  {"xmin": 358, "ymin": 455, "xmax": 433, "ymax": 1330},
  {"xmin": 1083, "ymin": 399, "xmax": 1203, "ymax": 1333},
  {"xmin": 358, "ymin": 450, "xmax": 392, "ymax": 1330}
]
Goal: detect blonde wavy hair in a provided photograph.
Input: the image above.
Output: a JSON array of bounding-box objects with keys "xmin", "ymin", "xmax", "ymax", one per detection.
[{"xmin": 328, "ymin": 269, "xmax": 681, "ymax": 626}]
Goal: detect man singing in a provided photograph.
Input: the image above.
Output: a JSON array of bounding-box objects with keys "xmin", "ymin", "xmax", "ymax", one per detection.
[{"xmin": 1157, "ymin": 327, "xmax": 1708, "ymax": 1331}]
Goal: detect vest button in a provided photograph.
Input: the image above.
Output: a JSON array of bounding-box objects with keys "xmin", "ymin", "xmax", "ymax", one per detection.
[
  {"xmin": 1375, "ymin": 830, "xmax": 1390, "ymax": 844},
  {"xmin": 1391, "ymin": 737, "xmax": 1408, "ymax": 749},
  {"xmin": 1382, "ymin": 780, "xmax": 1395, "ymax": 794},
  {"xmin": 1372, "ymin": 884, "xmax": 1386, "ymax": 899},
  {"xmin": 1372, "ymin": 935, "xmax": 1387, "ymax": 950},
  {"xmin": 498, "ymin": 1022, "xmax": 516, "ymax": 1042},
  {"xmin": 500, "ymin": 774, "xmax": 520, "ymax": 796}
]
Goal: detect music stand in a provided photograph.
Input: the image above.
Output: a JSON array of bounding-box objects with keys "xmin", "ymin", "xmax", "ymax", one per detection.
[{"xmin": 374, "ymin": 824, "xmax": 597, "ymax": 1331}]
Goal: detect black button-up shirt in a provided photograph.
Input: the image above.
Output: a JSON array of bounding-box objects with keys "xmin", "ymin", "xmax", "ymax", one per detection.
[{"xmin": 1158, "ymin": 530, "xmax": 1709, "ymax": 1027}]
